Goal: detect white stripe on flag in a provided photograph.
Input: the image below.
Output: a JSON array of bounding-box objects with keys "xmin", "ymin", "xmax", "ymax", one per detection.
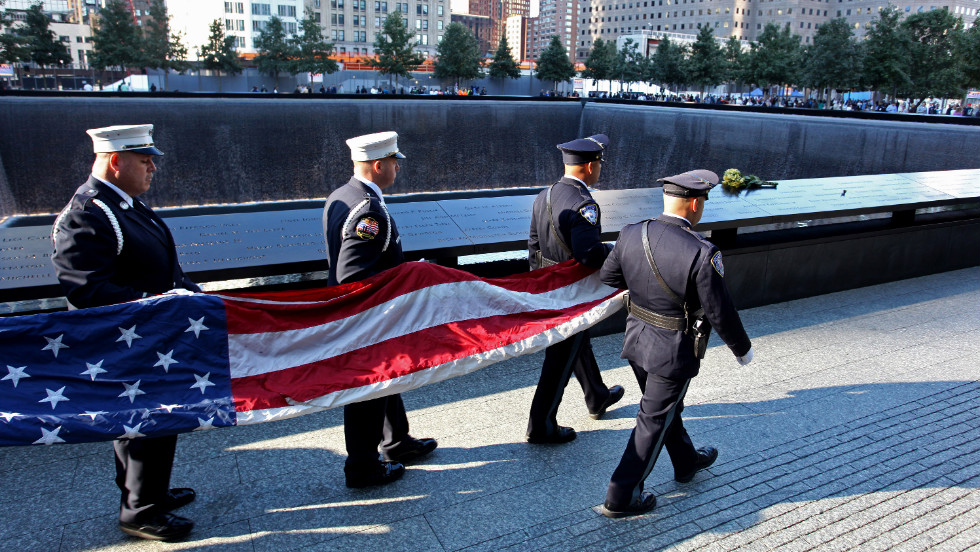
[
  {"xmin": 227, "ymin": 273, "xmax": 617, "ymax": 379},
  {"xmin": 234, "ymin": 291, "xmax": 625, "ymax": 424}
]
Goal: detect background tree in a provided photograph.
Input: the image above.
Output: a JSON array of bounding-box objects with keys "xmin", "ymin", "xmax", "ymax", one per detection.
[
  {"xmin": 254, "ymin": 16, "xmax": 296, "ymax": 85},
  {"xmin": 89, "ymin": 0, "xmax": 143, "ymax": 70},
  {"xmin": 862, "ymin": 6, "xmax": 910, "ymax": 102},
  {"xmin": 368, "ymin": 12, "xmax": 425, "ymax": 89},
  {"xmin": 960, "ymin": 20, "xmax": 980, "ymax": 91},
  {"xmin": 488, "ymin": 35, "xmax": 520, "ymax": 81},
  {"xmin": 198, "ymin": 18, "xmax": 242, "ymax": 92},
  {"xmin": 17, "ymin": 3, "xmax": 71, "ymax": 87},
  {"xmin": 434, "ymin": 22, "xmax": 484, "ymax": 89},
  {"xmin": 535, "ymin": 35, "xmax": 575, "ymax": 91},
  {"xmin": 744, "ymin": 22, "xmax": 801, "ymax": 97},
  {"xmin": 899, "ymin": 9, "xmax": 965, "ymax": 110},
  {"xmin": 802, "ymin": 18, "xmax": 862, "ymax": 103},
  {"xmin": 687, "ymin": 25, "xmax": 725, "ymax": 96},
  {"xmin": 722, "ymin": 35, "xmax": 745, "ymax": 91},
  {"xmin": 647, "ymin": 36, "xmax": 688, "ymax": 95},
  {"xmin": 614, "ymin": 38, "xmax": 643, "ymax": 93},
  {"xmin": 143, "ymin": 0, "xmax": 190, "ymax": 90},
  {"xmin": 290, "ymin": 8, "xmax": 339, "ymax": 86},
  {"xmin": 580, "ymin": 37, "xmax": 616, "ymax": 94},
  {"xmin": 0, "ymin": 0, "xmax": 28, "ymax": 64}
]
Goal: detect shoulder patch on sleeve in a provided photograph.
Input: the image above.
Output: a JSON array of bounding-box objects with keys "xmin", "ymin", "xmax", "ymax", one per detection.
[
  {"xmin": 579, "ymin": 204, "xmax": 599, "ymax": 225},
  {"xmin": 711, "ymin": 251, "xmax": 725, "ymax": 277},
  {"xmin": 355, "ymin": 217, "xmax": 380, "ymax": 240}
]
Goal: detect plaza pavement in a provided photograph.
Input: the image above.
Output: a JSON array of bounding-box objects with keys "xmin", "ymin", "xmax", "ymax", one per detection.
[{"xmin": 1, "ymin": 267, "xmax": 978, "ymax": 552}]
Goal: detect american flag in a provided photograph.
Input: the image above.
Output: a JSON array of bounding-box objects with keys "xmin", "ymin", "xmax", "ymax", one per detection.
[{"xmin": 0, "ymin": 261, "xmax": 623, "ymax": 447}]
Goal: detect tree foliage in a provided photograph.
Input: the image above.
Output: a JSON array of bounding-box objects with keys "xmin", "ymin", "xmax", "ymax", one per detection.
[
  {"xmin": 198, "ymin": 18, "xmax": 241, "ymax": 91},
  {"xmin": 899, "ymin": 9, "xmax": 965, "ymax": 106},
  {"xmin": 580, "ymin": 37, "xmax": 617, "ymax": 87},
  {"xmin": 802, "ymin": 18, "xmax": 862, "ymax": 98},
  {"xmin": 615, "ymin": 38, "xmax": 644, "ymax": 91},
  {"xmin": 861, "ymin": 6, "xmax": 910, "ymax": 96},
  {"xmin": 722, "ymin": 35, "xmax": 745, "ymax": 86},
  {"xmin": 143, "ymin": 0, "xmax": 190, "ymax": 88},
  {"xmin": 744, "ymin": 22, "xmax": 801, "ymax": 93},
  {"xmin": 254, "ymin": 16, "xmax": 295, "ymax": 79},
  {"xmin": 290, "ymin": 8, "xmax": 339, "ymax": 77},
  {"xmin": 535, "ymin": 35, "xmax": 575, "ymax": 87},
  {"xmin": 18, "ymin": 3, "xmax": 71, "ymax": 68},
  {"xmin": 368, "ymin": 12, "xmax": 425, "ymax": 86},
  {"xmin": 648, "ymin": 36, "xmax": 688, "ymax": 91},
  {"xmin": 961, "ymin": 20, "xmax": 980, "ymax": 90},
  {"xmin": 488, "ymin": 35, "xmax": 520, "ymax": 80},
  {"xmin": 434, "ymin": 22, "xmax": 484, "ymax": 84},
  {"xmin": 89, "ymin": 0, "xmax": 143, "ymax": 69},
  {"xmin": 0, "ymin": 0, "xmax": 28, "ymax": 64},
  {"xmin": 687, "ymin": 25, "xmax": 725, "ymax": 93}
]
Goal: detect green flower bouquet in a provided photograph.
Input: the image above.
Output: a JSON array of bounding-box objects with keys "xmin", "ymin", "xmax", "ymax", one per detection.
[{"xmin": 722, "ymin": 168, "xmax": 778, "ymax": 194}]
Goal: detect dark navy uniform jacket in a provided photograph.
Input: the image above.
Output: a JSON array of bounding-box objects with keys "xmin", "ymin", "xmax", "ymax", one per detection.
[
  {"xmin": 51, "ymin": 176, "xmax": 199, "ymax": 309},
  {"xmin": 600, "ymin": 214, "xmax": 751, "ymax": 379},
  {"xmin": 528, "ymin": 176, "xmax": 611, "ymax": 270},
  {"xmin": 323, "ymin": 177, "xmax": 404, "ymax": 286}
]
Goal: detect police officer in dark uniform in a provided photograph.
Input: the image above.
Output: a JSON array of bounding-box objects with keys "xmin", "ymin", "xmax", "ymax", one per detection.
[
  {"xmin": 525, "ymin": 134, "xmax": 625, "ymax": 444},
  {"xmin": 598, "ymin": 170, "xmax": 754, "ymax": 518},
  {"xmin": 51, "ymin": 124, "xmax": 198, "ymax": 541},
  {"xmin": 322, "ymin": 131, "xmax": 437, "ymax": 488}
]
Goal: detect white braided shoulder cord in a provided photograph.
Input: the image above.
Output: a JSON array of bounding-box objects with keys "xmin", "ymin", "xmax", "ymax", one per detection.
[
  {"xmin": 92, "ymin": 199, "xmax": 124, "ymax": 255},
  {"xmin": 50, "ymin": 199, "xmax": 123, "ymax": 255}
]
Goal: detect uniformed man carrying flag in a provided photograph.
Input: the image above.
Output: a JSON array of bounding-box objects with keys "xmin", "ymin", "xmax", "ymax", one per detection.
[
  {"xmin": 525, "ymin": 134, "xmax": 625, "ymax": 444},
  {"xmin": 598, "ymin": 170, "xmax": 754, "ymax": 518}
]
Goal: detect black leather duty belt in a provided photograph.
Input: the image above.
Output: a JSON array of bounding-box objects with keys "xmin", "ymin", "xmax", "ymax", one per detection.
[{"xmin": 623, "ymin": 292, "xmax": 687, "ymax": 331}]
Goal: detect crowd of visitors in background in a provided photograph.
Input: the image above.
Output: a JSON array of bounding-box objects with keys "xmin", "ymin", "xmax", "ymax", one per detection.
[{"xmin": 582, "ymin": 89, "xmax": 979, "ymax": 116}]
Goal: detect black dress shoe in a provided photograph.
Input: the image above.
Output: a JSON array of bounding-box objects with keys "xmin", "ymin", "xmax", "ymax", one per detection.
[
  {"xmin": 119, "ymin": 512, "xmax": 194, "ymax": 541},
  {"xmin": 382, "ymin": 437, "xmax": 438, "ymax": 464},
  {"xmin": 345, "ymin": 461, "xmax": 406, "ymax": 489},
  {"xmin": 526, "ymin": 425, "xmax": 576, "ymax": 444},
  {"xmin": 674, "ymin": 446, "xmax": 719, "ymax": 483},
  {"xmin": 589, "ymin": 385, "xmax": 625, "ymax": 420},
  {"xmin": 600, "ymin": 491, "xmax": 656, "ymax": 519},
  {"xmin": 163, "ymin": 487, "xmax": 196, "ymax": 511}
]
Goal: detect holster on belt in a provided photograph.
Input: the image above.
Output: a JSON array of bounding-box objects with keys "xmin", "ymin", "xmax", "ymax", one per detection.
[
  {"xmin": 622, "ymin": 295, "xmax": 713, "ymax": 359},
  {"xmin": 535, "ymin": 250, "xmax": 559, "ymax": 268}
]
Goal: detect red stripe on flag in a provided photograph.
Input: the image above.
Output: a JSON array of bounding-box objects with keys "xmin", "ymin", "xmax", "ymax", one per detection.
[
  {"xmin": 221, "ymin": 261, "xmax": 597, "ymax": 335},
  {"xmin": 229, "ymin": 296, "xmax": 611, "ymax": 412}
]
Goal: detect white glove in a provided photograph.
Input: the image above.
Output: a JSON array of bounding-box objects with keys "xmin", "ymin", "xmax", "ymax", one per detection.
[
  {"xmin": 736, "ymin": 347, "xmax": 754, "ymax": 366},
  {"xmin": 165, "ymin": 288, "xmax": 195, "ymax": 296}
]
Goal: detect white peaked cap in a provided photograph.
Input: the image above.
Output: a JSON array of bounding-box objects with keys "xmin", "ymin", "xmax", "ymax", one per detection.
[
  {"xmin": 346, "ymin": 131, "xmax": 406, "ymax": 161},
  {"xmin": 86, "ymin": 124, "xmax": 164, "ymax": 156}
]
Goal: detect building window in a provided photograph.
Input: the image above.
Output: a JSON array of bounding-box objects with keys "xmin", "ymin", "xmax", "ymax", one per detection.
[
  {"xmin": 251, "ymin": 3, "xmax": 271, "ymax": 15},
  {"xmin": 437, "ymin": 5, "xmax": 443, "ymax": 14},
  {"xmin": 225, "ymin": 1, "xmax": 234, "ymax": 12},
  {"xmin": 437, "ymin": 19, "xmax": 443, "ymax": 28},
  {"xmin": 278, "ymin": 5, "xmax": 297, "ymax": 17}
]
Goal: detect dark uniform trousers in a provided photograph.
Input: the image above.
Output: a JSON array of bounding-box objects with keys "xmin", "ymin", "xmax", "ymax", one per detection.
[
  {"xmin": 600, "ymin": 215, "xmax": 751, "ymax": 507},
  {"xmin": 527, "ymin": 177, "xmax": 614, "ymax": 437},
  {"xmin": 323, "ymin": 177, "xmax": 413, "ymax": 472},
  {"xmin": 51, "ymin": 177, "xmax": 200, "ymax": 524}
]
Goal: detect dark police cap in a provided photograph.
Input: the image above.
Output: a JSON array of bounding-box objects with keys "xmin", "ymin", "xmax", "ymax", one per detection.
[
  {"xmin": 658, "ymin": 170, "xmax": 719, "ymax": 198},
  {"xmin": 557, "ymin": 134, "xmax": 609, "ymax": 165}
]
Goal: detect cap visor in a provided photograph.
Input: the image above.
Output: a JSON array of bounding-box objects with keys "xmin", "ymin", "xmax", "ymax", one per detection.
[
  {"xmin": 127, "ymin": 146, "xmax": 165, "ymax": 156},
  {"xmin": 393, "ymin": 152, "xmax": 406, "ymax": 159}
]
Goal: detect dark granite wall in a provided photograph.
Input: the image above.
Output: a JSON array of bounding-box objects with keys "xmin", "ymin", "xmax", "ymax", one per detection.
[
  {"xmin": 1, "ymin": 96, "xmax": 978, "ymax": 215},
  {"xmin": 582, "ymin": 103, "xmax": 980, "ymax": 188}
]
